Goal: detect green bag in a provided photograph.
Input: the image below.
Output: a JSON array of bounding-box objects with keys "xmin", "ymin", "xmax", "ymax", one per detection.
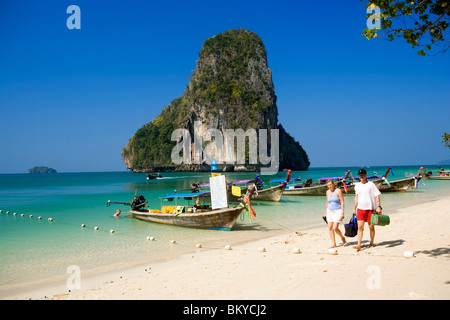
[{"xmin": 371, "ymin": 213, "xmax": 390, "ymax": 226}]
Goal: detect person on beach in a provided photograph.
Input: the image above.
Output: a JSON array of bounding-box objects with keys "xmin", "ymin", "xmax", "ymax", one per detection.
[
  {"xmin": 325, "ymin": 179, "xmax": 346, "ymax": 248},
  {"xmin": 352, "ymin": 169, "xmax": 382, "ymax": 251},
  {"xmin": 113, "ymin": 209, "xmax": 121, "ymax": 217}
]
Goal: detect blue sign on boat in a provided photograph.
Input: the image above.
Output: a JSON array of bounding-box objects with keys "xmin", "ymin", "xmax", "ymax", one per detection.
[{"xmin": 211, "ymin": 160, "xmax": 217, "ymax": 171}]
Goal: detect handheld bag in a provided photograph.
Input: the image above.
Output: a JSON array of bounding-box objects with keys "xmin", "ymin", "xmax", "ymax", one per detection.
[
  {"xmin": 371, "ymin": 213, "xmax": 390, "ymax": 226},
  {"xmin": 344, "ymin": 214, "xmax": 358, "ymax": 237}
]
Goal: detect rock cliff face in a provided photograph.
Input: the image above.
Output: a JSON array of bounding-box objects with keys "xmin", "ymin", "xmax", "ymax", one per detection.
[{"xmin": 122, "ymin": 29, "xmax": 309, "ymax": 173}]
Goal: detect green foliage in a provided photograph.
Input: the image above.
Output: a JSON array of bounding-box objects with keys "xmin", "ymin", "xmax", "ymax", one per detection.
[
  {"xmin": 126, "ymin": 121, "xmax": 175, "ymax": 169},
  {"xmin": 122, "ymin": 98, "xmax": 185, "ymax": 170},
  {"xmin": 191, "ymin": 29, "xmax": 272, "ymax": 128},
  {"xmin": 362, "ymin": 0, "xmax": 450, "ymax": 56},
  {"xmin": 200, "ymin": 29, "xmax": 266, "ymax": 61},
  {"xmin": 443, "ymin": 132, "xmax": 450, "ymax": 148}
]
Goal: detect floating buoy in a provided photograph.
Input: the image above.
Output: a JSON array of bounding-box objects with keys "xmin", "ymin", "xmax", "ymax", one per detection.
[
  {"xmin": 6, "ymin": 211, "xmax": 10, "ymax": 214},
  {"xmin": 403, "ymin": 251, "xmax": 415, "ymax": 258},
  {"xmin": 94, "ymin": 227, "xmax": 99, "ymax": 230},
  {"xmin": 48, "ymin": 218, "xmax": 54, "ymax": 221},
  {"xmin": 13, "ymin": 212, "xmax": 17, "ymax": 216},
  {"xmin": 0, "ymin": 210, "xmax": 2, "ymax": 213},
  {"xmin": 195, "ymin": 244, "xmax": 202, "ymax": 248},
  {"xmin": 170, "ymin": 240, "xmax": 176, "ymax": 244},
  {"xmin": 38, "ymin": 216, "xmax": 42, "ymax": 220},
  {"xmin": 291, "ymin": 248, "xmax": 301, "ymax": 254},
  {"xmin": 146, "ymin": 236, "xmax": 155, "ymax": 241},
  {"xmin": 109, "ymin": 229, "xmax": 115, "ymax": 233},
  {"xmin": 81, "ymin": 224, "xmax": 86, "ymax": 228},
  {"xmin": 29, "ymin": 215, "xmax": 33, "ymax": 218},
  {"xmin": 258, "ymin": 247, "xmax": 266, "ymax": 252},
  {"xmin": 224, "ymin": 244, "xmax": 232, "ymax": 250},
  {"xmin": 20, "ymin": 214, "xmax": 24, "ymax": 217},
  {"xmin": 328, "ymin": 248, "xmax": 338, "ymax": 255}
]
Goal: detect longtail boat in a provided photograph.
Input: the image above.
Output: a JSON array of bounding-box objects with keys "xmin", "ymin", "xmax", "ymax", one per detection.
[
  {"xmin": 282, "ymin": 166, "xmax": 425, "ymax": 195},
  {"xmin": 200, "ymin": 171, "xmax": 290, "ymax": 202},
  {"xmin": 236, "ymin": 170, "xmax": 290, "ymax": 202},
  {"xmin": 106, "ymin": 185, "xmax": 256, "ymax": 231},
  {"xmin": 424, "ymin": 169, "xmax": 450, "ymax": 180},
  {"xmin": 130, "ymin": 193, "xmax": 246, "ymax": 230},
  {"xmin": 283, "ymin": 170, "xmax": 353, "ymax": 196},
  {"xmin": 336, "ymin": 169, "xmax": 388, "ymax": 194},
  {"xmin": 230, "ymin": 182, "xmax": 286, "ymax": 202},
  {"xmin": 283, "ymin": 182, "xmax": 329, "ymax": 196},
  {"xmin": 335, "ymin": 167, "xmax": 425, "ymax": 193},
  {"xmin": 146, "ymin": 173, "xmax": 162, "ymax": 180},
  {"xmin": 375, "ymin": 167, "xmax": 426, "ymax": 192}
]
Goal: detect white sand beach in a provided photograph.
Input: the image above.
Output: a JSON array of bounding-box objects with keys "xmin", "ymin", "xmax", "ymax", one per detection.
[{"xmin": 7, "ymin": 196, "xmax": 450, "ymax": 300}]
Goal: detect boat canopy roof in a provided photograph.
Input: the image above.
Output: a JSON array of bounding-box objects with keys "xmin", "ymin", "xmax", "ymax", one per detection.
[
  {"xmin": 319, "ymin": 174, "xmax": 382, "ymax": 182},
  {"xmin": 319, "ymin": 176, "xmax": 345, "ymax": 182},
  {"xmin": 270, "ymin": 178, "xmax": 298, "ymax": 183},
  {"xmin": 232, "ymin": 179, "xmax": 253, "ymax": 184},
  {"xmin": 159, "ymin": 191, "xmax": 209, "ymax": 199}
]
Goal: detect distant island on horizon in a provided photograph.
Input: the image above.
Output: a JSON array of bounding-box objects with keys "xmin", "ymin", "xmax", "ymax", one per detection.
[{"xmin": 28, "ymin": 166, "xmax": 57, "ymax": 174}]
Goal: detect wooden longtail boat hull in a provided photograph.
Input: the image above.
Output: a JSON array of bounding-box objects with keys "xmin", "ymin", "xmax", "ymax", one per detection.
[
  {"xmin": 283, "ymin": 183, "xmax": 328, "ymax": 196},
  {"xmin": 283, "ymin": 177, "xmax": 419, "ymax": 195},
  {"xmin": 229, "ymin": 184, "xmax": 286, "ymax": 202},
  {"xmin": 425, "ymin": 175, "xmax": 450, "ymax": 180},
  {"xmin": 130, "ymin": 206, "xmax": 245, "ymax": 231},
  {"xmin": 341, "ymin": 178, "xmax": 418, "ymax": 193},
  {"xmin": 374, "ymin": 177, "xmax": 419, "ymax": 192},
  {"xmin": 283, "ymin": 180, "xmax": 366, "ymax": 196}
]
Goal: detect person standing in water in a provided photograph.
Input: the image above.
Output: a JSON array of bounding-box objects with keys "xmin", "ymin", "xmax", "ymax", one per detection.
[
  {"xmin": 325, "ymin": 179, "xmax": 346, "ymax": 248},
  {"xmin": 113, "ymin": 209, "xmax": 121, "ymax": 217}
]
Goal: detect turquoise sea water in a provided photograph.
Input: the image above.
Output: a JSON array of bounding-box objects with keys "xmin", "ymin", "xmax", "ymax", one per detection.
[{"xmin": 1, "ymin": 166, "xmax": 449, "ymax": 292}]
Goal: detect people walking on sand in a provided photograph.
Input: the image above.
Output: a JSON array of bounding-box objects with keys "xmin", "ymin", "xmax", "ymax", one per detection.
[
  {"xmin": 352, "ymin": 169, "xmax": 382, "ymax": 251},
  {"xmin": 325, "ymin": 179, "xmax": 346, "ymax": 248}
]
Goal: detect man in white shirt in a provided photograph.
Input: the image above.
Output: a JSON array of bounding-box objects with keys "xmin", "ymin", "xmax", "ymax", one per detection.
[{"xmin": 352, "ymin": 169, "xmax": 382, "ymax": 251}]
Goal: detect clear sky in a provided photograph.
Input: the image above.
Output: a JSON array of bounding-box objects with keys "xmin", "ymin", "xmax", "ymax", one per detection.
[{"xmin": 0, "ymin": 0, "xmax": 449, "ymax": 173}]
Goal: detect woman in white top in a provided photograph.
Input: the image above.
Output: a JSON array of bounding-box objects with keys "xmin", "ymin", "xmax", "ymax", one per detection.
[{"xmin": 325, "ymin": 179, "xmax": 346, "ymax": 248}]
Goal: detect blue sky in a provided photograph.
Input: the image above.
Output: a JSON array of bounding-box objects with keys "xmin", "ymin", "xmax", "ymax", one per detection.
[{"xmin": 0, "ymin": 0, "xmax": 449, "ymax": 173}]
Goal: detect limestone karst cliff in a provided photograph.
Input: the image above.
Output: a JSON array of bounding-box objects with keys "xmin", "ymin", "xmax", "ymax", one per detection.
[{"xmin": 122, "ymin": 29, "xmax": 309, "ymax": 172}]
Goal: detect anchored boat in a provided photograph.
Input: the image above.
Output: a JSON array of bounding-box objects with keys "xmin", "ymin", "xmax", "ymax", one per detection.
[
  {"xmin": 107, "ymin": 178, "xmax": 255, "ymax": 230},
  {"xmin": 374, "ymin": 167, "xmax": 426, "ymax": 192},
  {"xmin": 283, "ymin": 170, "xmax": 353, "ymax": 196},
  {"xmin": 198, "ymin": 171, "xmax": 290, "ymax": 202},
  {"xmin": 424, "ymin": 169, "xmax": 450, "ymax": 180}
]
